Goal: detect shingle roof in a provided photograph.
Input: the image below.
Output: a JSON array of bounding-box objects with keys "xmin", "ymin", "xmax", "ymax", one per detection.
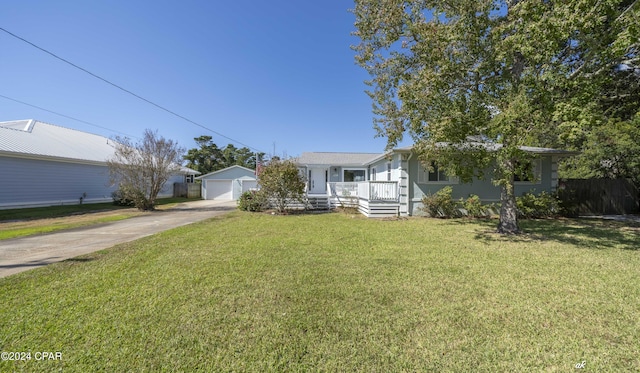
[
  {"xmin": 296, "ymin": 152, "xmax": 383, "ymax": 166},
  {"xmin": 0, "ymin": 119, "xmax": 117, "ymax": 163},
  {"xmin": 395, "ymin": 143, "xmax": 576, "ymax": 155}
]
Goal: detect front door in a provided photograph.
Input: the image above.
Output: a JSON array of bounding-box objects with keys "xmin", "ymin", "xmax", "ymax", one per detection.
[{"xmin": 308, "ymin": 168, "xmax": 327, "ymax": 194}]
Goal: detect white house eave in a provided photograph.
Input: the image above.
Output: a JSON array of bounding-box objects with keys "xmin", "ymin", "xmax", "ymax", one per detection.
[{"xmin": 0, "ymin": 150, "xmax": 106, "ymax": 166}]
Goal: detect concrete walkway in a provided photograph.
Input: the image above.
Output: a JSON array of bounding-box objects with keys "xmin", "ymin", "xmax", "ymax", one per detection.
[{"xmin": 0, "ymin": 200, "xmax": 236, "ymax": 278}]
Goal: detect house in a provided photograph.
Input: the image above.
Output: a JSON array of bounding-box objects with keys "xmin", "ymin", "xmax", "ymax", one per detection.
[
  {"xmin": 296, "ymin": 144, "xmax": 575, "ymax": 217},
  {"xmin": 0, "ymin": 119, "xmax": 199, "ymax": 209},
  {"xmin": 195, "ymin": 165, "xmax": 257, "ymax": 200}
]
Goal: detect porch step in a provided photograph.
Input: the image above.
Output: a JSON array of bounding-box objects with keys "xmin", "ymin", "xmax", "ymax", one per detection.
[{"xmin": 306, "ymin": 196, "xmax": 330, "ymax": 210}]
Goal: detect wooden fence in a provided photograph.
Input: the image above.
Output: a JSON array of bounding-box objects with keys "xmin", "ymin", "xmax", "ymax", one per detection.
[
  {"xmin": 173, "ymin": 182, "xmax": 201, "ymax": 199},
  {"xmin": 558, "ymin": 179, "xmax": 639, "ymax": 215}
]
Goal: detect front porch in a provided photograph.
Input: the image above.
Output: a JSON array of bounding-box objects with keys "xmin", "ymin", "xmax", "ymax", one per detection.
[{"xmin": 307, "ymin": 181, "xmax": 400, "ymax": 218}]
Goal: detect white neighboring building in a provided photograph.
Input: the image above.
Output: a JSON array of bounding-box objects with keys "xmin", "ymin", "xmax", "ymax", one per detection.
[
  {"xmin": 195, "ymin": 165, "xmax": 257, "ymax": 201},
  {"xmin": 0, "ymin": 119, "xmax": 199, "ymax": 209}
]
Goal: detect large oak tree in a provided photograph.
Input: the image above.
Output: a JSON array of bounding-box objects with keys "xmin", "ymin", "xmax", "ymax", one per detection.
[{"xmin": 352, "ymin": 0, "xmax": 638, "ymax": 233}]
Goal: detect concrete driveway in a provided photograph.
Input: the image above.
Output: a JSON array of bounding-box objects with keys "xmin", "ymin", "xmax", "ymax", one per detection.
[{"xmin": 0, "ymin": 200, "xmax": 236, "ymax": 278}]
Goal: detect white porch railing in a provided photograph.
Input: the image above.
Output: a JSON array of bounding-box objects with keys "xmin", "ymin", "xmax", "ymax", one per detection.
[
  {"xmin": 327, "ymin": 181, "xmax": 398, "ymax": 202},
  {"xmin": 329, "ymin": 182, "xmax": 359, "ymax": 197}
]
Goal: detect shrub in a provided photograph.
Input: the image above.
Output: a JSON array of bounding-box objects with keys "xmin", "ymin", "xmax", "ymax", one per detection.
[
  {"xmin": 462, "ymin": 194, "xmax": 489, "ymax": 218},
  {"xmin": 111, "ymin": 188, "xmax": 136, "ymax": 207},
  {"xmin": 237, "ymin": 190, "xmax": 266, "ymax": 212},
  {"xmin": 516, "ymin": 191, "xmax": 561, "ymax": 218},
  {"xmin": 422, "ymin": 186, "xmax": 460, "ymax": 218},
  {"xmin": 258, "ymin": 159, "xmax": 306, "ymax": 213}
]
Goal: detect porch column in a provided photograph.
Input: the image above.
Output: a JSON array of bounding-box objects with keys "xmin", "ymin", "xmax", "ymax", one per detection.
[
  {"xmin": 551, "ymin": 156, "xmax": 559, "ymax": 192},
  {"xmin": 399, "ymin": 153, "xmax": 409, "ymax": 216}
]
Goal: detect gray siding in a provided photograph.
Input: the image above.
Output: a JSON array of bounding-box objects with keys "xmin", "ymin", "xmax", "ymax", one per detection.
[
  {"xmin": 1, "ymin": 155, "xmax": 187, "ymax": 208},
  {"xmin": 0, "ymin": 155, "xmax": 116, "ymax": 208},
  {"xmin": 409, "ymin": 156, "xmax": 555, "ymax": 215}
]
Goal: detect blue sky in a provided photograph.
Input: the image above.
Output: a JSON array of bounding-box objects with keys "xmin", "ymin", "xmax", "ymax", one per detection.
[{"xmin": 1, "ymin": 1, "xmax": 410, "ymax": 158}]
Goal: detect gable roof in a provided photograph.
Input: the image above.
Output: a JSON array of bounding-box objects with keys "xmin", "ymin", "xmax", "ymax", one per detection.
[
  {"xmin": 0, "ymin": 119, "xmax": 117, "ymax": 163},
  {"xmin": 0, "ymin": 119, "xmax": 200, "ymax": 174},
  {"xmin": 195, "ymin": 165, "xmax": 256, "ymax": 179},
  {"xmin": 296, "ymin": 152, "xmax": 382, "ymax": 167}
]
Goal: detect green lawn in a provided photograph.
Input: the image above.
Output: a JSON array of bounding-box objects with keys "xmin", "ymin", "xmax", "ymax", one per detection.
[
  {"xmin": 0, "ymin": 198, "xmax": 191, "ymax": 221},
  {"xmin": 0, "ymin": 212, "xmax": 638, "ymax": 371},
  {"xmin": 0, "ymin": 198, "xmax": 192, "ymax": 240}
]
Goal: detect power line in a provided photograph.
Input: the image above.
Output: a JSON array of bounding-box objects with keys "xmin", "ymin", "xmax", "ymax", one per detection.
[
  {"xmin": 0, "ymin": 93, "xmax": 137, "ymax": 138},
  {"xmin": 0, "ymin": 26, "xmax": 264, "ymax": 153}
]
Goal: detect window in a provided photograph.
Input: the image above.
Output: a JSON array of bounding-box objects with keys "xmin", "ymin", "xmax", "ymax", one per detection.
[
  {"xmin": 418, "ymin": 162, "xmax": 452, "ymax": 183},
  {"xmin": 387, "ymin": 162, "xmax": 392, "ymax": 181},
  {"xmin": 343, "ymin": 169, "xmax": 366, "ymax": 182},
  {"xmin": 185, "ymin": 175, "xmax": 194, "ymax": 183},
  {"xmin": 514, "ymin": 159, "xmax": 541, "ymax": 183},
  {"xmin": 371, "ymin": 167, "xmax": 376, "ymax": 181}
]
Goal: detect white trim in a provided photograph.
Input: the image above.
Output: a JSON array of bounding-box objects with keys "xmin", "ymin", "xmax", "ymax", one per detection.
[
  {"xmin": 342, "ymin": 167, "xmax": 368, "ymax": 182},
  {"xmin": 0, "ymin": 151, "xmax": 107, "ymax": 167}
]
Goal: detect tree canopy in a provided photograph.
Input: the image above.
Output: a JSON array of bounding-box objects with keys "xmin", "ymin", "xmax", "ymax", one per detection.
[
  {"xmin": 353, "ymin": 0, "xmax": 638, "ymax": 233},
  {"xmin": 183, "ymin": 136, "xmax": 264, "ymax": 175}
]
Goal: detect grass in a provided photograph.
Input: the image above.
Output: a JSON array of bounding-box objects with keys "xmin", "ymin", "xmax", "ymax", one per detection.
[
  {"xmin": 0, "ymin": 212, "xmax": 638, "ymax": 371},
  {"xmin": 0, "ymin": 198, "xmax": 190, "ymax": 221},
  {"xmin": 0, "ymin": 198, "xmax": 191, "ymax": 240}
]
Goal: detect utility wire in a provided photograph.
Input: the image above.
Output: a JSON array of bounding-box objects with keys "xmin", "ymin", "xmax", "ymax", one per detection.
[
  {"xmin": 0, "ymin": 27, "xmax": 263, "ymax": 153},
  {"xmin": 0, "ymin": 93, "xmax": 137, "ymax": 138}
]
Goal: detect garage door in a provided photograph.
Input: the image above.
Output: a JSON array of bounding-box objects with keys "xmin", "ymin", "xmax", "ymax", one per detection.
[
  {"xmin": 242, "ymin": 180, "xmax": 258, "ymax": 193},
  {"xmin": 205, "ymin": 180, "xmax": 233, "ymax": 200}
]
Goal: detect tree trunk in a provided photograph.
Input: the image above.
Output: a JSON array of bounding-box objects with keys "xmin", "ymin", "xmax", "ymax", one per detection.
[{"xmin": 498, "ymin": 182, "xmax": 520, "ymax": 234}]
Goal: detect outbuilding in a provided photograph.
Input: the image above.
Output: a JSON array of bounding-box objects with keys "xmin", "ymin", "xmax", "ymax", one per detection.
[{"xmin": 196, "ymin": 165, "xmax": 257, "ymax": 200}]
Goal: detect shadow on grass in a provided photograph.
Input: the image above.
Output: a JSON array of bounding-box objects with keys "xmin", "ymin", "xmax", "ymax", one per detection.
[
  {"xmin": 457, "ymin": 218, "xmax": 639, "ymax": 251},
  {"xmin": 63, "ymin": 257, "xmax": 95, "ymax": 263},
  {"xmin": 0, "ymin": 257, "xmax": 95, "ymax": 273}
]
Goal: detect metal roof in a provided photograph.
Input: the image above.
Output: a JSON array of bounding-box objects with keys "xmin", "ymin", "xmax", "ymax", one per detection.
[
  {"xmin": 0, "ymin": 119, "xmax": 201, "ymax": 174},
  {"xmin": 296, "ymin": 152, "xmax": 382, "ymax": 166},
  {"xmin": 0, "ymin": 119, "xmax": 117, "ymax": 163}
]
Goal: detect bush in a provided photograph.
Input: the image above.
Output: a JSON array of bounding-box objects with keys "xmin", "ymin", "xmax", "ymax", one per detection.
[
  {"xmin": 462, "ymin": 194, "xmax": 489, "ymax": 218},
  {"xmin": 111, "ymin": 185, "xmax": 152, "ymax": 210},
  {"xmin": 516, "ymin": 191, "xmax": 561, "ymax": 219},
  {"xmin": 237, "ymin": 190, "xmax": 266, "ymax": 212},
  {"xmin": 111, "ymin": 189, "xmax": 135, "ymax": 207},
  {"xmin": 258, "ymin": 159, "xmax": 306, "ymax": 213},
  {"xmin": 422, "ymin": 186, "xmax": 460, "ymax": 218}
]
